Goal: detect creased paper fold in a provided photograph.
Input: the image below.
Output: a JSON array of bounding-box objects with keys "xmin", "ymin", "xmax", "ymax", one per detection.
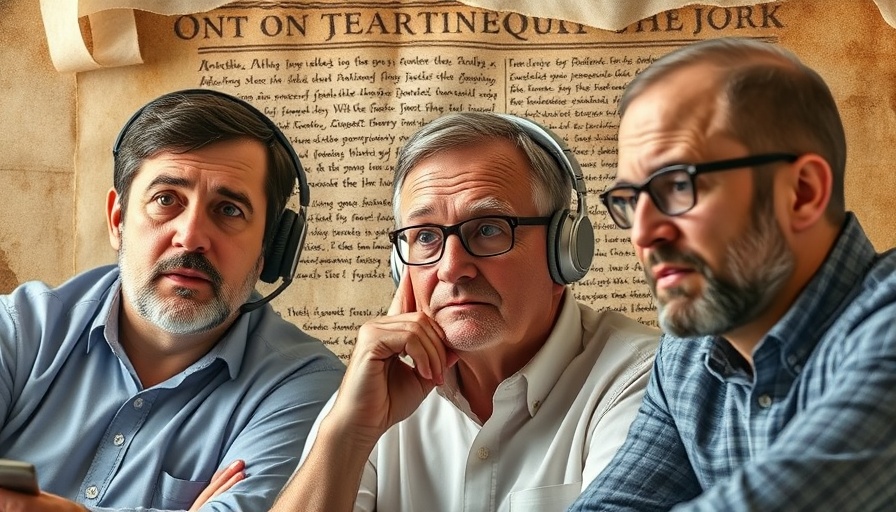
[{"xmin": 39, "ymin": 0, "xmax": 896, "ymax": 72}]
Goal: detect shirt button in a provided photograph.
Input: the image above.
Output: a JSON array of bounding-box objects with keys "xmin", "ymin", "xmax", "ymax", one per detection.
[
  {"xmin": 477, "ymin": 446, "xmax": 490, "ymax": 460},
  {"xmin": 113, "ymin": 433, "xmax": 125, "ymax": 446},
  {"xmin": 133, "ymin": 398, "xmax": 144, "ymax": 409},
  {"xmin": 85, "ymin": 485, "xmax": 99, "ymax": 499},
  {"xmin": 532, "ymin": 400, "xmax": 541, "ymax": 410},
  {"xmin": 758, "ymin": 394, "xmax": 773, "ymax": 408}
]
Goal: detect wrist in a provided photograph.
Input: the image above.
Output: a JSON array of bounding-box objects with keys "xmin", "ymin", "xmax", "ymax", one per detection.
[{"xmin": 318, "ymin": 405, "xmax": 385, "ymax": 454}]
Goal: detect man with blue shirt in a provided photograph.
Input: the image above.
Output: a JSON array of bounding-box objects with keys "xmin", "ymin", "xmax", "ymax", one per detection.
[
  {"xmin": 0, "ymin": 90, "xmax": 344, "ymax": 511},
  {"xmin": 569, "ymin": 37, "xmax": 896, "ymax": 511}
]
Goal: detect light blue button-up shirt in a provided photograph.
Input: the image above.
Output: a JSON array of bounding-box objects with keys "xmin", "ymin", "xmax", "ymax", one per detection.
[{"xmin": 0, "ymin": 265, "xmax": 344, "ymax": 511}]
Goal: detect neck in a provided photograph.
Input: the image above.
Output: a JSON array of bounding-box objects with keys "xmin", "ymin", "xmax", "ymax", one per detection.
[
  {"xmin": 118, "ymin": 298, "xmax": 234, "ymax": 388},
  {"xmin": 454, "ymin": 334, "xmax": 544, "ymax": 422},
  {"xmin": 725, "ymin": 222, "xmax": 840, "ymax": 367}
]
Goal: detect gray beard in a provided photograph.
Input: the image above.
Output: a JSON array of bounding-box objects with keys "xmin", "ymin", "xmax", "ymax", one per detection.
[
  {"xmin": 118, "ymin": 231, "xmax": 260, "ymax": 335},
  {"xmin": 649, "ymin": 211, "xmax": 794, "ymax": 338}
]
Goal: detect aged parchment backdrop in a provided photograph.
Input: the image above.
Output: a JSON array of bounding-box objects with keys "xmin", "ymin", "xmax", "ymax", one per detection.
[
  {"xmin": 2, "ymin": 1, "xmax": 895, "ymax": 360},
  {"xmin": 0, "ymin": 0, "xmax": 77, "ymax": 292}
]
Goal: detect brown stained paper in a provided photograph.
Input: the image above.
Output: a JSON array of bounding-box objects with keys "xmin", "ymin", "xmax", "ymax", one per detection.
[
  {"xmin": 37, "ymin": 1, "xmax": 896, "ymax": 72},
  {"xmin": 0, "ymin": 0, "xmax": 77, "ymax": 294},
  {"xmin": 66, "ymin": 1, "xmax": 896, "ymax": 360}
]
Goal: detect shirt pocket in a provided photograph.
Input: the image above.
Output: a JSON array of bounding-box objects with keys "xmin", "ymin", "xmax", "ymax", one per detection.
[
  {"xmin": 509, "ymin": 482, "xmax": 581, "ymax": 511},
  {"xmin": 154, "ymin": 471, "xmax": 210, "ymax": 510}
]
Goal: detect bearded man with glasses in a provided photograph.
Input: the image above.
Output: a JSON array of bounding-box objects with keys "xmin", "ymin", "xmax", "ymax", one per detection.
[
  {"xmin": 273, "ymin": 112, "xmax": 659, "ymax": 512},
  {"xmin": 570, "ymin": 37, "xmax": 896, "ymax": 511}
]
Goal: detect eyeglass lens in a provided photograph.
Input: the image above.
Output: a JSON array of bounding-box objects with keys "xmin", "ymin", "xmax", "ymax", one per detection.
[
  {"xmin": 605, "ymin": 167, "xmax": 696, "ymax": 228},
  {"xmin": 397, "ymin": 217, "xmax": 516, "ymax": 264}
]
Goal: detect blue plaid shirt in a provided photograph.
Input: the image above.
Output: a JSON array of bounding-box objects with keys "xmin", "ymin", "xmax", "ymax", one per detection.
[{"xmin": 570, "ymin": 214, "xmax": 896, "ymax": 512}]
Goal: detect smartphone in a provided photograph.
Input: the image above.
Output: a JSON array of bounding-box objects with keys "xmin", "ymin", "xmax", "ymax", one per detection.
[{"xmin": 0, "ymin": 459, "xmax": 39, "ymax": 495}]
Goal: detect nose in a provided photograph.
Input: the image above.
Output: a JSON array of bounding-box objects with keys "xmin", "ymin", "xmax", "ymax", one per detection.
[
  {"xmin": 630, "ymin": 193, "xmax": 678, "ymax": 251},
  {"xmin": 171, "ymin": 205, "xmax": 211, "ymax": 253},
  {"xmin": 436, "ymin": 233, "xmax": 478, "ymax": 284}
]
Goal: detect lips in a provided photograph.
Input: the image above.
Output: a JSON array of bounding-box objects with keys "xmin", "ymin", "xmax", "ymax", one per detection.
[
  {"xmin": 434, "ymin": 300, "xmax": 491, "ymax": 315},
  {"xmin": 163, "ymin": 267, "xmax": 210, "ymax": 280},
  {"xmin": 152, "ymin": 252, "xmax": 223, "ymax": 290},
  {"xmin": 652, "ymin": 264, "xmax": 694, "ymax": 289}
]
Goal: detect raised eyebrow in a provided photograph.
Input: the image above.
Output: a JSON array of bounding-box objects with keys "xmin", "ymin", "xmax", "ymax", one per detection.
[
  {"xmin": 404, "ymin": 198, "xmax": 514, "ymax": 224},
  {"xmin": 146, "ymin": 174, "xmax": 191, "ymax": 191},
  {"xmin": 405, "ymin": 204, "xmax": 435, "ymax": 224},
  {"xmin": 605, "ymin": 179, "xmax": 643, "ymax": 190}
]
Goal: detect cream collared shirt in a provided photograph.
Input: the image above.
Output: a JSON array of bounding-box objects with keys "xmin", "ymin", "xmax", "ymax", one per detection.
[{"xmin": 300, "ymin": 292, "xmax": 659, "ymax": 511}]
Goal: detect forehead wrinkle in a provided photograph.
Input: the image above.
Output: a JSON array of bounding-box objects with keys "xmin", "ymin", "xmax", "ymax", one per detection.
[
  {"xmin": 618, "ymin": 71, "xmax": 728, "ymax": 183},
  {"xmin": 401, "ymin": 138, "xmax": 534, "ymax": 223},
  {"xmin": 405, "ymin": 197, "xmax": 514, "ymax": 224},
  {"xmin": 146, "ymin": 173, "xmax": 193, "ymax": 191}
]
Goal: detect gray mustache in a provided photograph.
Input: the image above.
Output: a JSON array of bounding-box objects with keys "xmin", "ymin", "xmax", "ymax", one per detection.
[{"xmin": 153, "ymin": 252, "xmax": 223, "ymax": 289}]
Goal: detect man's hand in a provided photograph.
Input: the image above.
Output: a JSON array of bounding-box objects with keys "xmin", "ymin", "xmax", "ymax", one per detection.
[
  {"xmin": 328, "ymin": 271, "xmax": 459, "ymax": 443},
  {"xmin": 271, "ymin": 274, "xmax": 460, "ymax": 512},
  {"xmin": 0, "ymin": 461, "xmax": 244, "ymax": 512},
  {"xmin": 0, "ymin": 488, "xmax": 87, "ymax": 511},
  {"xmin": 189, "ymin": 460, "xmax": 245, "ymax": 511}
]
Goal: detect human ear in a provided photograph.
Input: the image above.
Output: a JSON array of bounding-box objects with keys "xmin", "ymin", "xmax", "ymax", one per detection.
[
  {"xmin": 106, "ymin": 188, "xmax": 123, "ymax": 250},
  {"xmin": 787, "ymin": 153, "xmax": 832, "ymax": 233}
]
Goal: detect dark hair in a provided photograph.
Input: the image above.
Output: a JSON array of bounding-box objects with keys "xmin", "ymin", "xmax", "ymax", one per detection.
[
  {"xmin": 113, "ymin": 91, "xmax": 296, "ymax": 249},
  {"xmin": 391, "ymin": 112, "xmax": 570, "ymax": 225},
  {"xmin": 620, "ymin": 37, "xmax": 847, "ymax": 224}
]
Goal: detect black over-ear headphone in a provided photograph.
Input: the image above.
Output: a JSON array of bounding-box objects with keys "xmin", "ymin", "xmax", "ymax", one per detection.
[
  {"xmin": 112, "ymin": 88, "xmax": 310, "ymax": 313},
  {"xmin": 390, "ymin": 113, "xmax": 595, "ymax": 286}
]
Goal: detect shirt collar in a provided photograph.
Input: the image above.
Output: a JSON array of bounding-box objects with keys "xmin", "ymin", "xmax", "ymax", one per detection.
[
  {"xmin": 86, "ymin": 277, "xmax": 121, "ymax": 354},
  {"xmin": 763, "ymin": 213, "xmax": 876, "ymax": 371},
  {"xmin": 706, "ymin": 213, "xmax": 877, "ymax": 380},
  {"xmin": 519, "ymin": 290, "xmax": 582, "ymax": 416},
  {"xmin": 437, "ymin": 290, "xmax": 582, "ymax": 419},
  {"xmin": 88, "ymin": 276, "xmax": 251, "ymax": 383}
]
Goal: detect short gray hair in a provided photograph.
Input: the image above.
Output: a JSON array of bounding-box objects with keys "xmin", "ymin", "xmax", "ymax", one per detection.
[{"xmin": 391, "ymin": 112, "xmax": 571, "ymax": 226}]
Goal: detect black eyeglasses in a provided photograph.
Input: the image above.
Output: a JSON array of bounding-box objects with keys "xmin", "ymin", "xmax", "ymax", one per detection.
[
  {"xmin": 599, "ymin": 153, "xmax": 799, "ymax": 229},
  {"xmin": 389, "ymin": 215, "xmax": 552, "ymax": 266}
]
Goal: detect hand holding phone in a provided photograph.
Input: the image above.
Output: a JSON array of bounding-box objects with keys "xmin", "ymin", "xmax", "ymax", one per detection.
[{"xmin": 0, "ymin": 459, "xmax": 39, "ymax": 495}]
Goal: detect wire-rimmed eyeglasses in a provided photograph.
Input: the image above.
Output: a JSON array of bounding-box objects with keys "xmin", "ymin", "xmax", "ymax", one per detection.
[
  {"xmin": 599, "ymin": 153, "xmax": 799, "ymax": 229},
  {"xmin": 388, "ymin": 215, "xmax": 552, "ymax": 266}
]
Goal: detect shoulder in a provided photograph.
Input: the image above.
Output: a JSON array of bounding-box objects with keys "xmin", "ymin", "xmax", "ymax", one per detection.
[
  {"xmin": 578, "ymin": 304, "xmax": 660, "ymax": 370},
  {"xmin": 572, "ymin": 305, "xmax": 660, "ymax": 409},
  {"xmin": 2, "ymin": 265, "xmax": 118, "ymax": 307},
  {"xmin": 652, "ymin": 332, "xmax": 714, "ymax": 376},
  {"xmin": 641, "ymin": 333, "xmax": 722, "ymax": 417},
  {"xmin": 856, "ymin": 249, "xmax": 896, "ymax": 308},
  {"xmin": 245, "ymin": 306, "xmax": 346, "ymax": 373},
  {"xmin": 0, "ymin": 265, "xmax": 118, "ymax": 328},
  {"xmin": 819, "ymin": 251, "xmax": 896, "ymax": 360}
]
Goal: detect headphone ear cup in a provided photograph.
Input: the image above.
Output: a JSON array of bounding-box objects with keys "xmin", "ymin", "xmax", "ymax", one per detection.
[
  {"xmin": 261, "ymin": 210, "xmax": 297, "ymax": 284},
  {"xmin": 547, "ymin": 209, "xmax": 595, "ymax": 284},
  {"xmin": 566, "ymin": 214, "xmax": 595, "ymax": 283},
  {"xmin": 547, "ymin": 209, "xmax": 569, "ymax": 285}
]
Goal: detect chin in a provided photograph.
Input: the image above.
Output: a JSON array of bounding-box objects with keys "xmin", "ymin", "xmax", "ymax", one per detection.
[{"xmin": 441, "ymin": 322, "xmax": 502, "ymax": 352}]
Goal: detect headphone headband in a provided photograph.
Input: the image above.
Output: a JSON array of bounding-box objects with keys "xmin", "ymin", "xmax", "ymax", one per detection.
[
  {"xmin": 495, "ymin": 114, "xmax": 589, "ymax": 219},
  {"xmin": 390, "ymin": 113, "xmax": 595, "ymax": 286},
  {"xmin": 112, "ymin": 88, "xmax": 310, "ymax": 208},
  {"xmin": 112, "ymin": 88, "xmax": 310, "ymax": 312}
]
